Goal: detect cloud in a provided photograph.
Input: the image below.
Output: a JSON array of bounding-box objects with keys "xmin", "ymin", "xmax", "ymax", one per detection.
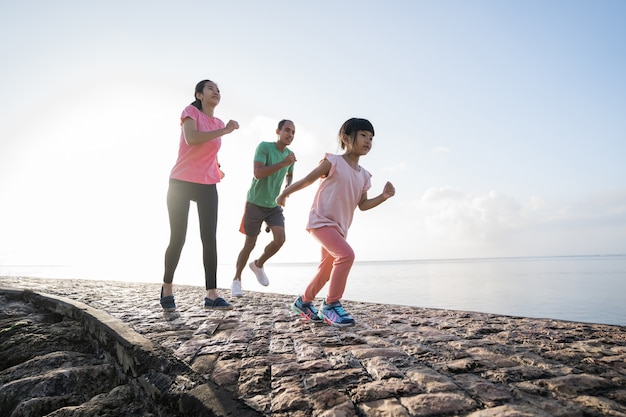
[
  {"xmin": 411, "ymin": 186, "xmax": 626, "ymax": 257},
  {"xmin": 417, "ymin": 187, "xmax": 523, "ymax": 244},
  {"xmin": 430, "ymin": 146, "xmax": 450, "ymax": 154},
  {"xmin": 383, "ymin": 161, "xmax": 408, "ymax": 172},
  {"xmin": 564, "ymin": 190, "xmax": 626, "ymax": 223}
]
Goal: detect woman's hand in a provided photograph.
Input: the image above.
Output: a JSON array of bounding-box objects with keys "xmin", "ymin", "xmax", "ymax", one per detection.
[{"xmin": 224, "ymin": 120, "xmax": 239, "ymax": 134}]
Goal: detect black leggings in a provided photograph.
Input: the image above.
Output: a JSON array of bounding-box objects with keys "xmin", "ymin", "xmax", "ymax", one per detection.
[{"xmin": 163, "ymin": 179, "xmax": 218, "ymax": 290}]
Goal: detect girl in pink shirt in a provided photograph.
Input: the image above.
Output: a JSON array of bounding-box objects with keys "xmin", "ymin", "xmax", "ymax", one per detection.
[
  {"xmin": 160, "ymin": 80, "xmax": 239, "ymax": 312},
  {"xmin": 276, "ymin": 118, "xmax": 396, "ymax": 327}
]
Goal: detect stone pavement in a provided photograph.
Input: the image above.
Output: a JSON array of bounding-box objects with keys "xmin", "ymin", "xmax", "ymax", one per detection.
[{"xmin": 1, "ymin": 276, "xmax": 626, "ymax": 417}]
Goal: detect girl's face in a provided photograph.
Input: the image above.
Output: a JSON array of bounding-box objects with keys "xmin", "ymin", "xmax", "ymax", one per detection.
[
  {"xmin": 198, "ymin": 82, "xmax": 221, "ymax": 106},
  {"xmin": 346, "ymin": 130, "xmax": 373, "ymax": 155}
]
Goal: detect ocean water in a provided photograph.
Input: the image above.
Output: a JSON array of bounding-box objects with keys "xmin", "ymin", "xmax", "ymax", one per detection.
[
  {"xmin": 252, "ymin": 255, "xmax": 626, "ymax": 326},
  {"xmin": 2, "ymin": 255, "xmax": 625, "ymax": 326}
]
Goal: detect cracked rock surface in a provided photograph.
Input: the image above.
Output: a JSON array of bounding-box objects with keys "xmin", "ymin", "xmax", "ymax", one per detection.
[
  {"xmin": 1, "ymin": 276, "xmax": 626, "ymax": 417},
  {"xmin": 0, "ymin": 295, "xmax": 174, "ymax": 416}
]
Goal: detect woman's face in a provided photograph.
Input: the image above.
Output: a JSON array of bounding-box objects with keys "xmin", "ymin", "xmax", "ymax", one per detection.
[{"xmin": 199, "ymin": 82, "xmax": 221, "ymax": 106}]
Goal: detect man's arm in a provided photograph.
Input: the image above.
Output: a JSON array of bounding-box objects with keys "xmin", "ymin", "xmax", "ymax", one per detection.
[{"xmin": 253, "ymin": 153, "xmax": 297, "ymax": 179}]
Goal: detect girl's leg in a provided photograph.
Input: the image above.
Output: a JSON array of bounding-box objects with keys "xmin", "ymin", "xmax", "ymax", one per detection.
[
  {"xmin": 163, "ymin": 180, "xmax": 191, "ymax": 293},
  {"xmin": 304, "ymin": 227, "xmax": 355, "ymax": 303},
  {"xmin": 196, "ymin": 184, "xmax": 219, "ymax": 295},
  {"xmin": 302, "ymin": 246, "xmax": 333, "ymax": 302}
]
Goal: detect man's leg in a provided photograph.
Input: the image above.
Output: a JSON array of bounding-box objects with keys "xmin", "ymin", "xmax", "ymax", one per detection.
[
  {"xmin": 254, "ymin": 225, "xmax": 285, "ymax": 268},
  {"xmin": 235, "ymin": 235, "xmax": 258, "ymax": 280}
]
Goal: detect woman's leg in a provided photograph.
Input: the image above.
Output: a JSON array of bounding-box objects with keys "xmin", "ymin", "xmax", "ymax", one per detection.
[
  {"xmin": 304, "ymin": 226, "xmax": 355, "ymax": 303},
  {"xmin": 196, "ymin": 184, "xmax": 219, "ymax": 292},
  {"xmin": 163, "ymin": 180, "xmax": 191, "ymax": 290}
]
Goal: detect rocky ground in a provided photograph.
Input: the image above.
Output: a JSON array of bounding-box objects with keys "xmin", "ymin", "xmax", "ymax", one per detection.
[
  {"xmin": 0, "ymin": 293, "xmax": 176, "ymax": 416},
  {"xmin": 1, "ymin": 276, "xmax": 626, "ymax": 416}
]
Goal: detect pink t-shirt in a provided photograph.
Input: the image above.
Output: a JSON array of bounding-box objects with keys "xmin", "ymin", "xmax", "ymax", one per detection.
[
  {"xmin": 307, "ymin": 153, "xmax": 372, "ymax": 237},
  {"xmin": 169, "ymin": 105, "xmax": 224, "ymax": 184}
]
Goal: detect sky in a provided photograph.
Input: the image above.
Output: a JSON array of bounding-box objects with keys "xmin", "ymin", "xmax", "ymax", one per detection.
[{"xmin": 1, "ymin": 1, "xmax": 625, "ymax": 283}]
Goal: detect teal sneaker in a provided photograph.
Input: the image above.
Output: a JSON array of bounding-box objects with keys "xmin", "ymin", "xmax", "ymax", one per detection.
[
  {"xmin": 318, "ymin": 300, "xmax": 355, "ymax": 327},
  {"xmin": 291, "ymin": 296, "xmax": 323, "ymax": 322},
  {"xmin": 204, "ymin": 297, "xmax": 233, "ymax": 310}
]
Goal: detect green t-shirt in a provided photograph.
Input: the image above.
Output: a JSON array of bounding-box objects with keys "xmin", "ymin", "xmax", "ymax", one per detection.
[{"xmin": 246, "ymin": 142, "xmax": 294, "ymax": 208}]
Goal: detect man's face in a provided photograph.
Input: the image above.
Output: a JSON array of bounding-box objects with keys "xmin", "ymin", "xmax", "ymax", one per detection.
[{"xmin": 277, "ymin": 121, "xmax": 295, "ymax": 146}]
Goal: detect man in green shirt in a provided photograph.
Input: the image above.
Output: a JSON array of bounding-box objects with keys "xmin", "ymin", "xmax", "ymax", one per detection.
[{"xmin": 232, "ymin": 120, "xmax": 296, "ymax": 297}]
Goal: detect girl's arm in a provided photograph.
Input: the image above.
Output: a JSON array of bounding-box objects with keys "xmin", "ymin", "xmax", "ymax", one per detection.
[
  {"xmin": 183, "ymin": 118, "xmax": 239, "ymax": 145},
  {"xmin": 358, "ymin": 181, "xmax": 396, "ymax": 211},
  {"xmin": 276, "ymin": 159, "xmax": 331, "ymax": 207}
]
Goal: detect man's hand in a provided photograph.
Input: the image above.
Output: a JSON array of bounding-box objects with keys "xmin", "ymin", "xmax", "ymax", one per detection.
[{"xmin": 283, "ymin": 153, "xmax": 297, "ymax": 166}]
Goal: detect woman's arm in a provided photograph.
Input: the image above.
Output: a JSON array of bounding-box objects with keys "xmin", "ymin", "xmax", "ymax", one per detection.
[
  {"xmin": 182, "ymin": 118, "xmax": 239, "ymax": 145},
  {"xmin": 276, "ymin": 159, "xmax": 331, "ymax": 207}
]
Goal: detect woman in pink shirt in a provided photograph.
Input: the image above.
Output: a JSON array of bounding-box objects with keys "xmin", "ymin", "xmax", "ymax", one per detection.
[
  {"xmin": 276, "ymin": 118, "xmax": 396, "ymax": 327},
  {"xmin": 160, "ymin": 80, "xmax": 239, "ymax": 312}
]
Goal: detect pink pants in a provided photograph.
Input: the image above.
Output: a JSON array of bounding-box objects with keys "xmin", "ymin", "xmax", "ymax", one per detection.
[{"xmin": 303, "ymin": 226, "xmax": 355, "ymax": 304}]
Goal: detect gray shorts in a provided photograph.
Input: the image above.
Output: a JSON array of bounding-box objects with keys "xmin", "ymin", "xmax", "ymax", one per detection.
[{"xmin": 239, "ymin": 202, "xmax": 285, "ymax": 236}]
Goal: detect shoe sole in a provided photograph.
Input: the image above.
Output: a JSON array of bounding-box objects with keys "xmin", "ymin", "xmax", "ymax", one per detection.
[
  {"xmin": 204, "ymin": 306, "xmax": 234, "ymax": 311},
  {"xmin": 320, "ymin": 314, "xmax": 355, "ymax": 327},
  {"xmin": 290, "ymin": 304, "xmax": 323, "ymax": 322}
]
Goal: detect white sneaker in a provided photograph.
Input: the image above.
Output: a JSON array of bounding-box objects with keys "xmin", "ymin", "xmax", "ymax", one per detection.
[
  {"xmin": 231, "ymin": 280, "xmax": 243, "ymax": 297},
  {"xmin": 249, "ymin": 261, "xmax": 269, "ymax": 286}
]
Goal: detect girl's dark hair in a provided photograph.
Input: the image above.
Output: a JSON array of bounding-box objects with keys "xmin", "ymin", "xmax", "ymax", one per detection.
[
  {"xmin": 338, "ymin": 118, "xmax": 375, "ymax": 149},
  {"xmin": 191, "ymin": 79, "xmax": 214, "ymax": 109}
]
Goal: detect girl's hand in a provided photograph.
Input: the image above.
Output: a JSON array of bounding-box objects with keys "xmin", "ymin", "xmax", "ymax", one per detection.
[
  {"xmin": 276, "ymin": 193, "xmax": 287, "ymax": 207},
  {"xmin": 383, "ymin": 181, "xmax": 396, "ymax": 200}
]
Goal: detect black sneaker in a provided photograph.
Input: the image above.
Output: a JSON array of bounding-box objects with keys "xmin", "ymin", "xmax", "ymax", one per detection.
[
  {"xmin": 204, "ymin": 297, "xmax": 233, "ymax": 310},
  {"xmin": 160, "ymin": 287, "xmax": 176, "ymax": 312}
]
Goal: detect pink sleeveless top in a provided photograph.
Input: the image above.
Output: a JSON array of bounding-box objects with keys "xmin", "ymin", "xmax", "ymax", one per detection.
[{"xmin": 307, "ymin": 153, "xmax": 371, "ymax": 237}]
